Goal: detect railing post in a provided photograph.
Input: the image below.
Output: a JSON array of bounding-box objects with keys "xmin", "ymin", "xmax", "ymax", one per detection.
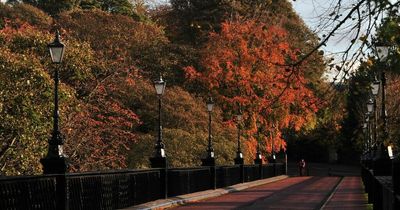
[
  {"xmin": 254, "ymin": 157, "xmax": 262, "ymax": 180},
  {"xmin": 55, "ymin": 174, "xmax": 69, "ymax": 210},
  {"xmin": 285, "ymin": 153, "xmax": 288, "ymax": 175},
  {"xmin": 202, "ymin": 158, "xmax": 216, "ymax": 190},
  {"xmin": 234, "ymin": 158, "xmax": 244, "ymax": 183},
  {"xmin": 150, "ymin": 157, "xmax": 168, "ymax": 199},
  {"xmin": 393, "ymin": 156, "xmax": 400, "ymax": 209}
]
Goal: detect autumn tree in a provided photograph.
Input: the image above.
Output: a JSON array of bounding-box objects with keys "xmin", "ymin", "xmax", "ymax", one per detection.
[
  {"xmin": 0, "ymin": 23, "xmax": 76, "ymax": 175},
  {"xmin": 64, "ymin": 69, "xmax": 140, "ymax": 171},
  {"xmin": 126, "ymin": 79, "xmax": 238, "ymax": 168},
  {"xmin": 185, "ymin": 19, "xmax": 320, "ymax": 159},
  {"xmin": 0, "ymin": 14, "xmax": 143, "ymax": 174},
  {"xmin": 0, "ymin": 3, "xmax": 52, "ymax": 29}
]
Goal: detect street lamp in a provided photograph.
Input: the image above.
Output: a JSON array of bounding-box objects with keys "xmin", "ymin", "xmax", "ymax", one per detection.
[
  {"xmin": 40, "ymin": 30, "xmax": 68, "ymax": 174},
  {"xmin": 202, "ymin": 96, "xmax": 217, "ymax": 189},
  {"xmin": 366, "ymin": 98, "xmax": 374, "ymax": 113},
  {"xmin": 150, "ymin": 75, "xmax": 167, "ymax": 168},
  {"xmin": 154, "ymin": 75, "xmax": 166, "ymax": 158},
  {"xmin": 149, "ymin": 75, "xmax": 168, "ymax": 198},
  {"xmin": 269, "ymin": 124, "xmax": 277, "ymax": 163},
  {"xmin": 373, "ymin": 43, "xmax": 391, "ymax": 175},
  {"xmin": 254, "ymin": 121, "xmax": 263, "ymax": 165},
  {"xmin": 376, "ymin": 45, "xmax": 390, "ymax": 61},
  {"xmin": 364, "ymin": 113, "xmax": 373, "ymax": 168},
  {"xmin": 234, "ymin": 109, "xmax": 244, "ymax": 165},
  {"xmin": 363, "ymin": 122, "xmax": 368, "ymax": 152},
  {"xmin": 206, "ymin": 96, "xmax": 214, "ymax": 157},
  {"xmin": 202, "ymin": 96, "xmax": 215, "ymax": 166},
  {"xmin": 371, "ymin": 78, "xmax": 380, "ymax": 97}
]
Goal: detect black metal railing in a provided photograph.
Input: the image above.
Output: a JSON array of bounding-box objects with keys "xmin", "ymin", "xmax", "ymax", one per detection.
[
  {"xmin": 167, "ymin": 167, "xmax": 211, "ymax": 197},
  {"xmin": 0, "ymin": 175, "xmax": 57, "ymax": 210},
  {"xmin": 0, "ymin": 163, "xmax": 286, "ymax": 210},
  {"xmin": 361, "ymin": 164, "xmax": 400, "ymax": 210}
]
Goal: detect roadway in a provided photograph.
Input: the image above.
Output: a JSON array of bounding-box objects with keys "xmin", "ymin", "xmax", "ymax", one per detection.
[
  {"xmin": 169, "ymin": 162, "xmax": 368, "ymax": 210},
  {"xmin": 171, "ymin": 176, "xmax": 369, "ymax": 210}
]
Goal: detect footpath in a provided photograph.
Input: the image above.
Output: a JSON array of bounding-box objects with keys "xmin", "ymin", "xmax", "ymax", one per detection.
[{"xmin": 126, "ymin": 163, "xmax": 370, "ymax": 210}]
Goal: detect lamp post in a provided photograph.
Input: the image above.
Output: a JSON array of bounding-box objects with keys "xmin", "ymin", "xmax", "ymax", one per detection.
[
  {"xmin": 366, "ymin": 98, "xmax": 375, "ymax": 147},
  {"xmin": 149, "ymin": 75, "xmax": 168, "ymax": 199},
  {"xmin": 254, "ymin": 121, "xmax": 263, "ymax": 178},
  {"xmin": 202, "ymin": 96, "xmax": 217, "ymax": 189},
  {"xmin": 40, "ymin": 30, "xmax": 68, "ymax": 174},
  {"xmin": 269, "ymin": 124, "xmax": 277, "ymax": 164},
  {"xmin": 373, "ymin": 44, "xmax": 391, "ymax": 175},
  {"xmin": 363, "ymin": 122, "xmax": 368, "ymax": 152},
  {"xmin": 254, "ymin": 121, "xmax": 262, "ymax": 165},
  {"xmin": 364, "ymin": 113, "xmax": 372, "ymax": 168},
  {"xmin": 202, "ymin": 96, "xmax": 215, "ymax": 166},
  {"xmin": 234, "ymin": 110, "xmax": 244, "ymax": 165},
  {"xmin": 371, "ymin": 78, "xmax": 380, "ymax": 147},
  {"xmin": 150, "ymin": 75, "xmax": 167, "ymax": 167}
]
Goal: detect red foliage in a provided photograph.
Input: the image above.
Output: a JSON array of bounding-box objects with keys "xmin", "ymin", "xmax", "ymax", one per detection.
[
  {"xmin": 185, "ymin": 19, "xmax": 320, "ymax": 154},
  {"xmin": 64, "ymin": 70, "xmax": 140, "ymax": 172}
]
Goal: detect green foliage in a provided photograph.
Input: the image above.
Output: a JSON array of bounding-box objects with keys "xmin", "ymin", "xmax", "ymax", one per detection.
[
  {"xmin": 80, "ymin": 0, "xmax": 144, "ymax": 18},
  {"xmin": 58, "ymin": 9, "xmax": 167, "ymax": 78},
  {"xmin": 0, "ymin": 3, "xmax": 52, "ymax": 29},
  {"xmin": 0, "ymin": 0, "xmax": 341, "ymax": 175},
  {"xmin": 24, "ymin": 0, "xmax": 80, "ymax": 16},
  {"xmin": 127, "ymin": 79, "xmax": 238, "ymax": 167},
  {"xmin": 0, "ymin": 25, "xmax": 76, "ymax": 175}
]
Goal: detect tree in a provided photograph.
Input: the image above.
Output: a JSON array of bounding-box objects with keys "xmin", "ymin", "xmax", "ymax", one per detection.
[
  {"xmin": 23, "ymin": 0, "xmax": 80, "ymax": 15},
  {"xmin": 184, "ymin": 19, "xmax": 320, "ymax": 156},
  {"xmin": 0, "ymin": 17, "xmax": 142, "ymax": 174},
  {"xmin": 0, "ymin": 23, "xmax": 76, "ymax": 175},
  {"xmin": 64, "ymin": 70, "xmax": 140, "ymax": 172},
  {"xmin": 290, "ymin": 0, "xmax": 400, "ymax": 80},
  {"xmin": 0, "ymin": 3, "xmax": 52, "ymax": 29},
  {"xmin": 57, "ymin": 9, "xmax": 168, "ymax": 82},
  {"xmin": 126, "ymin": 79, "xmax": 239, "ymax": 168}
]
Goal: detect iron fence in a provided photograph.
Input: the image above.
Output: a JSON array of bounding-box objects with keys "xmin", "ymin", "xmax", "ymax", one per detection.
[{"xmin": 0, "ymin": 163, "xmax": 285, "ymax": 210}]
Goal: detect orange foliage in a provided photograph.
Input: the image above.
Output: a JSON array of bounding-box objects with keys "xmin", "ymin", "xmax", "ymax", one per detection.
[
  {"xmin": 65, "ymin": 70, "xmax": 140, "ymax": 172},
  {"xmin": 185, "ymin": 19, "xmax": 320, "ymax": 155}
]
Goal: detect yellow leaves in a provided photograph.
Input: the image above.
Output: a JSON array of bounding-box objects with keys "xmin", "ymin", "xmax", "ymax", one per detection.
[
  {"xmin": 359, "ymin": 35, "xmax": 368, "ymax": 42},
  {"xmin": 366, "ymin": 58, "xmax": 374, "ymax": 67}
]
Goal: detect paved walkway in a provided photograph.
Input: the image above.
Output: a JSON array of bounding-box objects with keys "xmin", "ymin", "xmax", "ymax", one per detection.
[
  {"xmin": 170, "ymin": 177, "xmax": 368, "ymax": 210},
  {"xmin": 322, "ymin": 177, "xmax": 369, "ymax": 210}
]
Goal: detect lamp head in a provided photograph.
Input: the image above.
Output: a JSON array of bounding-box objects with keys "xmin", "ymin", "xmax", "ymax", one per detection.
[
  {"xmin": 375, "ymin": 44, "xmax": 390, "ymax": 61},
  {"xmin": 48, "ymin": 30, "xmax": 65, "ymax": 64},
  {"xmin": 154, "ymin": 75, "xmax": 166, "ymax": 96},
  {"xmin": 366, "ymin": 98, "xmax": 374, "ymax": 113},
  {"xmin": 206, "ymin": 96, "xmax": 214, "ymax": 112},
  {"xmin": 371, "ymin": 78, "xmax": 380, "ymax": 96}
]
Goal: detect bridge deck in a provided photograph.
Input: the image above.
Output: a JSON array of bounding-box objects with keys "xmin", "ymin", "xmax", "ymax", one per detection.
[
  {"xmin": 170, "ymin": 176, "xmax": 368, "ymax": 210},
  {"xmin": 322, "ymin": 177, "xmax": 369, "ymax": 210}
]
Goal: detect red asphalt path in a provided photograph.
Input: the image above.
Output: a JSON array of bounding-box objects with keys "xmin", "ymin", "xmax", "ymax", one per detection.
[
  {"xmin": 322, "ymin": 177, "xmax": 369, "ymax": 210},
  {"xmin": 171, "ymin": 176, "xmax": 347, "ymax": 210}
]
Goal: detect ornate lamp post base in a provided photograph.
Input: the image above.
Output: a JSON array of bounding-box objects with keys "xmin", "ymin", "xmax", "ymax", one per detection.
[
  {"xmin": 234, "ymin": 152, "xmax": 244, "ymax": 165},
  {"xmin": 254, "ymin": 153, "xmax": 262, "ymax": 165},
  {"xmin": 202, "ymin": 157, "xmax": 215, "ymax": 167},
  {"xmin": 268, "ymin": 154, "xmax": 277, "ymax": 164},
  {"xmin": 40, "ymin": 155, "xmax": 68, "ymax": 174},
  {"xmin": 150, "ymin": 156, "xmax": 167, "ymax": 168},
  {"xmin": 201, "ymin": 156, "xmax": 216, "ymax": 189}
]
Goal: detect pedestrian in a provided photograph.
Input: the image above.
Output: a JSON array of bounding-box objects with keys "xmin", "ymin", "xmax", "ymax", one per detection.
[{"xmin": 299, "ymin": 159, "xmax": 306, "ymax": 176}]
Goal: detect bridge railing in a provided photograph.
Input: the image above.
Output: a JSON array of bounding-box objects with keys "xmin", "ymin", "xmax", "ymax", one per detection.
[
  {"xmin": 361, "ymin": 165, "xmax": 400, "ymax": 210},
  {"xmin": 0, "ymin": 163, "xmax": 285, "ymax": 210}
]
